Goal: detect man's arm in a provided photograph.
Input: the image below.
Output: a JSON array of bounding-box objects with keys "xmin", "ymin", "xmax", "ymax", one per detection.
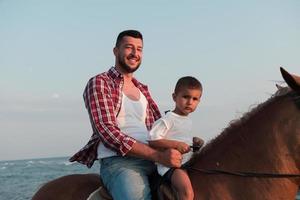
[
  {"xmin": 84, "ymin": 76, "xmax": 136, "ymax": 155},
  {"xmin": 128, "ymin": 141, "xmax": 183, "ymax": 168}
]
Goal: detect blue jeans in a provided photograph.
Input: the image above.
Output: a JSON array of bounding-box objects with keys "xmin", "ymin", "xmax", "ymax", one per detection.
[{"xmin": 100, "ymin": 156, "xmax": 156, "ymax": 200}]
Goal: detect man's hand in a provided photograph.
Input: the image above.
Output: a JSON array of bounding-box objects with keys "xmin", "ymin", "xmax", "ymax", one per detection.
[
  {"xmin": 157, "ymin": 148, "xmax": 182, "ymax": 168},
  {"xmin": 175, "ymin": 141, "xmax": 191, "ymax": 154},
  {"xmin": 128, "ymin": 142, "xmax": 183, "ymax": 168}
]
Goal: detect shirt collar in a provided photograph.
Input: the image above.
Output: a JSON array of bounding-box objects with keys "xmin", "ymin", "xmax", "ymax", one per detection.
[
  {"xmin": 107, "ymin": 66, "xmax": 145, "ymax": 89},
  {"xmin": 107, "ymin": 66, "xmax": 123, "ymax": 80}
]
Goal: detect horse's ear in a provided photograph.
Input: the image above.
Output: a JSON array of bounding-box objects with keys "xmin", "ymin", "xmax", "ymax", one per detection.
[{"xmin": 280, "ymin": 67, "xmax": 300, "ymax": 91}]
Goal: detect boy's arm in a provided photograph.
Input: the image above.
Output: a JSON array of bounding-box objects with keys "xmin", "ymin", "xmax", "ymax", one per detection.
[{"xmin": 149, "ymin": 118, "xmax": 191, "ymax": 154}]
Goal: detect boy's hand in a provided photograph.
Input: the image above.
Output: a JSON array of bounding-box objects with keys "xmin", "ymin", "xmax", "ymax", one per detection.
[
  {"xmin": 175, "ymin": 141, "xmax": 191, "ymax": 154},
  {"xmin": 192, "ymin": 137, "xmax": 204, "ymax": 152}
]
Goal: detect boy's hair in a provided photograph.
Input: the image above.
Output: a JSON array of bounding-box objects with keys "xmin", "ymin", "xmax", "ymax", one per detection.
[
  {"xmin": 115, "ymin": 30, "xmax": 143, "ymax": 47},
  {"xmin": 174, "ymin": 76, "xmax": 202, "ymax": 94}
]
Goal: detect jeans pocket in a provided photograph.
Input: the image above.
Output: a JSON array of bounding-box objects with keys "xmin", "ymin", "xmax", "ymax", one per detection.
[{"xmin": 100, "ymin": 157, "xmax": 118, "ymax": 181}]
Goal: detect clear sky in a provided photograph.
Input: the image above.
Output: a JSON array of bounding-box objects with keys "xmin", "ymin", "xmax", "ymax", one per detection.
[{"xmin": 0, "ymin": 0, "xmax": 299, "ymax": 161}]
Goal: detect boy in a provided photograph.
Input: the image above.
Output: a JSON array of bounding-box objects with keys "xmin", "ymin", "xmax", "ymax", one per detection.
[{"xmin": 148, "ymin": 76, "xmax": 204, "ymax": 200}]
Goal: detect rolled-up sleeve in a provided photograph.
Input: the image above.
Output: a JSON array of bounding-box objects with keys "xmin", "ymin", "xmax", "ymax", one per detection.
[{"xmin": 85, "ymin": 76, "xmax": 136, "ymax": 155}]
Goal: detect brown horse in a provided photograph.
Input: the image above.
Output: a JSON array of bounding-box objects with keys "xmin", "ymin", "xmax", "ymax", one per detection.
[{"xmin": 32, "ymin": 68, "xmax": 300, "ymax": 200}]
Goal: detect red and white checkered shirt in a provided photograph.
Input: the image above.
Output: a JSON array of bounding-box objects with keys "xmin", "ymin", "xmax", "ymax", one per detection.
[{"xmin": 69, "ymin": 67, "xmax": 161, "ymax": 168}]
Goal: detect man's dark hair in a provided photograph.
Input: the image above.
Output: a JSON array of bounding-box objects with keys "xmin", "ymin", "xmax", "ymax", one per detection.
[
  {"xmin": 174, "ymin": 76, "xmax": 203, "ymax": 94},
  {"xmin": 115, "ymin": 30, "xmax": 143, "ymax": 47}
]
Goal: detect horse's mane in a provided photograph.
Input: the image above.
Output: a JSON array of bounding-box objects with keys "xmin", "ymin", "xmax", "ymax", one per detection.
[{"xmin": 190, "ymin": 86, "xmax": 294, "ymax": 162}]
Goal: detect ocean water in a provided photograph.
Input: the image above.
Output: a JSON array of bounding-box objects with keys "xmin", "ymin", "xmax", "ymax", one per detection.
[
  {"xmin": 0, "ymin": 157, "xmax": 99, "ymax": 200},
  {"xmin": 1, "ymin": 157, "xmax": 299, "ymax": 200}
]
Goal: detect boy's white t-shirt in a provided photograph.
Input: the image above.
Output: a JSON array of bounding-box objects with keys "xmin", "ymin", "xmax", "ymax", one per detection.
[{"xmin": 149, "ymin": 111, "xmax": 193, "ymax": 176}]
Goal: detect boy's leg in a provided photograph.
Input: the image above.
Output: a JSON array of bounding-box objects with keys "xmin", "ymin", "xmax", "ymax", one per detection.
[
  {"xmin": 171, "ymin": 169, "xmax": 194, "ymax": 200},
  {"xmin": 100, "ymin": 156, "xmax": 156, "ymax": 200}
]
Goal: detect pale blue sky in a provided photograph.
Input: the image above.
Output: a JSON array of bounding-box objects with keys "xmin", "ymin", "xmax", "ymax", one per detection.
[{"xmin": 0, "ymin": 0, "xmax": 299, "ymax": 161}]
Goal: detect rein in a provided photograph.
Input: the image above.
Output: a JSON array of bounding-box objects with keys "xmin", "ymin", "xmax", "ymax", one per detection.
[{"xmin": 188, "ymin": 167, "xmax": 300, "ymax": 178}]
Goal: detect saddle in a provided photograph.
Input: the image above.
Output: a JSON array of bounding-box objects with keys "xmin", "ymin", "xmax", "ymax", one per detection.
[
  {"xmin": 86, "ymin": 177, "xmax": 111, "ymax": 200},
  {"xmin": 86, "ymin": 176, "xmax": 177, "ymax": 200}
]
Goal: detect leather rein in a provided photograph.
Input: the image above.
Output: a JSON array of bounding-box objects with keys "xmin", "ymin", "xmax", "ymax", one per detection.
[{"xmin": 188, "ymin": 167, "xmax": 300, "ymax": 178}]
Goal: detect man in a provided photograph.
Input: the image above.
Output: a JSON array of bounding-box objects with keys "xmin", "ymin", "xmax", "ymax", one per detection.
[{"xmin": 70, "ymin": 30, "xmax": 182, "ymax": 200}]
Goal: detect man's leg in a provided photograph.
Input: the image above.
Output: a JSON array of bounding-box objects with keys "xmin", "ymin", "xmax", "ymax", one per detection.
[{"xmin": 100, "ymin": 156, "xmax": 156, "ymax": 200}]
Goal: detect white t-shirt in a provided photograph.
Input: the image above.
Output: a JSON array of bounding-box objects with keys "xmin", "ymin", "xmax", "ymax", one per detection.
[
  {"xmin": 149, "ymin": 111, "xmax": 193, "ymax": 175},
  {"xmin": 97, "ymin": 91, "xmax": 148, "ymax": 159}
]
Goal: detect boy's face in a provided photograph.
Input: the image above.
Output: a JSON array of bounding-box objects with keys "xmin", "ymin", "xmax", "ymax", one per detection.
[{"xmin": 172, "ymin": 87, "xmax": 202, "ymax": 116}]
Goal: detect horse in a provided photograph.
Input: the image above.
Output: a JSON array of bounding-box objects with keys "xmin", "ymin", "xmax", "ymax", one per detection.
[{"xmin": 32, "ymin": 67, "xmax": 300, "ymax": 200}]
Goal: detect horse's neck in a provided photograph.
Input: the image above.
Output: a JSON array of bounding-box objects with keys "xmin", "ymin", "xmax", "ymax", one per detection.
[
  {"xmin": 196, "ymin": 96, "xmax": 299, "ymax": 173},
  {"xmin": 190, "ymin": 93, "xmax": 300, "ymax": 200}
]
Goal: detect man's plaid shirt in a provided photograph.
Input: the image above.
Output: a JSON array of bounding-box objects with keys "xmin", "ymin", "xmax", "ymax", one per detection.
[{"xmin": 69, "ymin": 67, "xmax": 161, "ymax": 168}]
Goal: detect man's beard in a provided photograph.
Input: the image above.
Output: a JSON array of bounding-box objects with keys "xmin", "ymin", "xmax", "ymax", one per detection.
[{"xmin": 118, "ymin": 58, "xmax": 141, "ymax": 73}]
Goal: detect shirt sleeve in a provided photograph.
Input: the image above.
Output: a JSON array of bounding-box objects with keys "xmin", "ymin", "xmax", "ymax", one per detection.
[
  {"xmin": 148, "ymin": 118, "xmax": 170, "ymax": 140},
  {"xmin": 84, "ymin": 76, "xmax": 136, "ymax": 156}
]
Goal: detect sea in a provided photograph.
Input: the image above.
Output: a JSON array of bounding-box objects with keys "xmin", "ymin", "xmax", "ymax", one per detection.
[
  {"xmin": 1, "ymin": 156, "xmax": 299, "ymax": 200},
  {"xmin": 0, "ymin": 157, "xmax": 99, "ymax": 200}
]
